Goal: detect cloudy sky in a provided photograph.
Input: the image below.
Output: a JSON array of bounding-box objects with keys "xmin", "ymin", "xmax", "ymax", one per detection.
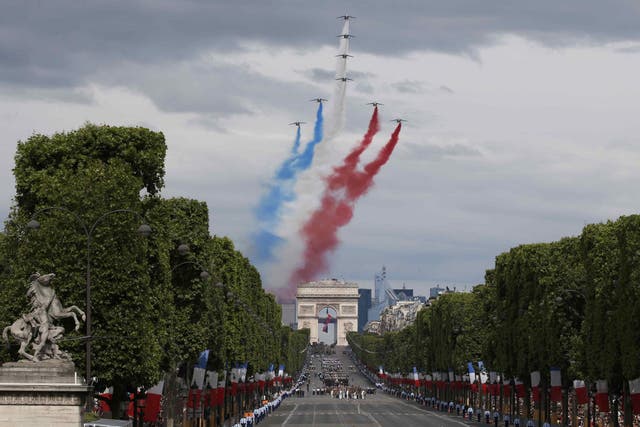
[{"xmin": 2, "ymin": 1, "xmax": 640, "ymax": 297}]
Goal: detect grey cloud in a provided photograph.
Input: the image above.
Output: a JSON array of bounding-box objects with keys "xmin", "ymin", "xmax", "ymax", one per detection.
[
  {"xmin": 401, "ymin": 142, "xmax": 483, "ymax": 160},
  {"xmin": 0, "ymin": 85, "xmax": 95, "ymax": 104},
  {"xmin": 439, "ymin": 85, "xmax": 454, "ymax": 94},
  {"xmin": 392, "ymin": 80, "xmax": 426, "ymax": 94},
  {"xmin": 3, "ymin": 1, "xmax": 640, "ymax": 96},
  {"xmin": 302, "ymin": 68, "xmax": 374, "ymax": 83},
  {"xmin": 95, "ymin": 60, "xmax": 324, "ymax": 118},
  {"xmin": 348, "ymin": 70, "xmax": 376, "ymax": 79},
  {"xmin": 303, "ymin": 68, "xmax": 335, "ymax": 82},
  {"xmin": 187, "ymin": 116, "xmax": 229, "ymax": 133},
  {"xmin": 616, "ymin": 44, "xmax": 640, "ymax": 54},
  {"xmin": 355, "ymin": 82, "xmax": 374, "ymax": 94}
]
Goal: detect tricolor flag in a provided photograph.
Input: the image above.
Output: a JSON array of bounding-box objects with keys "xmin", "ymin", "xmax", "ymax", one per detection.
[
  {"xmin": 489, "ymin": 372, "xmax": 498, "ymax": 395},
  {"xmin": 144, "ymin": 380, "xmax": 164, "ymax": 423},
  {"xmin": 268, "ymin": 364, "xmax": 275, "ymax": 380},
  {"xmin": 478, "ymin": 361, "xmax": 488, "ymax": 385},
  {"xmin": 515, "ymin": 378, "xmax": 525, "ymax": 398},
  {"xmin": 503, "ymin": 378, "xmax": 511, "ymax": 397},
  {"xmin": 425, "ymin": 374, "xmax": 433, "ymax": 388},
  {"xmin": 207, "ymin": 372, "xmax": 219, "ymax": 408},
  {"xmin": 192, "ymin": 366, "xmax": 206, "ymax": 390},
  {"xmin": 230, "ymin": 367, "xmax": 239, "ymax": 396},
  {"xmin": 240, "ymin": 362, "xmax": 248, "ymax": 382},
  {"xmin": 378, "ymin": 366, "xmax": 385, "ymax": 379},
  {"xmin": 531, "ymin": 371, "xmax": 541, "ymax": 402},
  {"xmin": 197, "ymin": 349, "xmax": 210, "ymax": 369},
  {"xmin": 550, "ymin": 367, "xmax": 562, "ymax": 402},
  {"xmin": 595, "ymin": 380, "xmax": 609, "ymax": 413},
  {"xmin": 628, "ymin": 377, "xmax": 640, "ymax": 415},
  {"xmin": 468, "ymin": 362, "xmax": 476, "ymax": 384},
  {"xmin": 574, "ymin": 380, "xmax": 588, "ymax": 405},
  {"xmin": 217, "ymin": 371, "xmax": 226, "ymax": 406},
  {"xmin": 413, "ymin": 367, "xmax": 420, "ymax": 387},
  {"xmin": 278, "ymin": 364, "xmax": 285, "ymax": 378},
  {"xmin": 448, "ymin": 369, "xmax": 455, "ymax": 383},
  {"xmin": 98, "ymin": 387, "xmax": 113, "ymax": 414}
]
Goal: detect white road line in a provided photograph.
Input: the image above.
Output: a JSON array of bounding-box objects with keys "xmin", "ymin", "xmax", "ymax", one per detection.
[
  {"xmin": 393, "ymin": 399, "xmax": 469, "ymax": 426},
  {"xmin": 366, "ymin": 413, "xmax": 385, "ymax": 426},
  {"xmin": 282, "ymin": 403, "xmax": 298, "ymax": 426}
]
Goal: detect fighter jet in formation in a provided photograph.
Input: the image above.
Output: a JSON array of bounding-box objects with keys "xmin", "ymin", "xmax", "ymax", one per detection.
[
  {"xmin": 337, "ymin": 15, "xmax": 356, "ymax": 20},
  {"xmin": 337, "ymin": 34, "xmax": 355, "ymax": 39},
  {"xmin": 309, "ymin": 98, "xmax": 328, "ymax": 103},
  {"xmin": 367, "ymin": 102, "xmax": 384, "ymax": 107},
  {"xmin": 336, "ymin": 77, "xmax": 353, "ymax": 82},
  {"xmin": 390, "ymin": 118, "xmax": 407, "ymax": 123},
  {"xmin": 336, "ymin": 54, "xmax": 354, "ymax": 59},
  {"xmin": 289, "ymin": 121, "xmax": 306, "ymax": 127}
]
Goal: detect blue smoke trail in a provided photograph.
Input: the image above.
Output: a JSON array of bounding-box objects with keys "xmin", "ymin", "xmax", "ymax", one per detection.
[{"xmin": 252, "ymin": 103, "xmax": 324, "ymax": 263}]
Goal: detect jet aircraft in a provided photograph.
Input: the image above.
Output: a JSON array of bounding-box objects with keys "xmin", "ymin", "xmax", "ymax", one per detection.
[
  {"xmin": 335, "ymin": 77, "xmax": 353, "ymax": 82},
  {"xmin": 367, "ymin": 102, "xmax": 384, "ymax": 107},
  {"xmin": 337, "ymin": 34, "xmax": 355, "ymax": 39},
  {"xmin": 289, "ymin": 121, "xmax": 306, "ymax": 127},
  {"xmin": 337, "ymin": 15, "xmax": 356, "ymax": 20},
  {"xmin": 336, "ymin": 54, "xmax": 354, "ymax": 58},
  {"xmin": 390, "ymin": 118, "xmax": 407, "ymax": 123},
  {"xmin": 310, "ymin": 98, "xmax": 328, "ymax": 103}
]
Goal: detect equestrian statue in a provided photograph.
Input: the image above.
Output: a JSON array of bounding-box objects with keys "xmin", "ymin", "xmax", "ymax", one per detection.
[{"xmin": 2, "ymin": 272, "xmax": 85, "ymax": 362}]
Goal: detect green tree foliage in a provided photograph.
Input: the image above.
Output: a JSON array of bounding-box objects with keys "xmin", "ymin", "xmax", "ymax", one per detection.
[
  {"xmin": 349, "ymin": 215, "xmax": 640, "ymax": 425},
  {"xmin": 13, "ymin": 123, "xmax": 166, "ymax": 211},
  {"xmin": 0, "ymin": 123, "xmax": 299, "ymax": 420}
]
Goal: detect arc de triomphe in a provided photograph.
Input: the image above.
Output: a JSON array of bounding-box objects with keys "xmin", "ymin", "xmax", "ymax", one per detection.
[{"xmin": 296, "ymin": 279, "xmax": 359, "ymax": 346}]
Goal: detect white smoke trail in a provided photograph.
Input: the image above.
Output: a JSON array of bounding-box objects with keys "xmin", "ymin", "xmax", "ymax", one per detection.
[{"xmin": 265, "ymin": 19, "xmax": 353, "ymax": 292}]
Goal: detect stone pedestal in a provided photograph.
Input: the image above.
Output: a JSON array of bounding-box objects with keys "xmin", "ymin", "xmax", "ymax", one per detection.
[{"xmin": 0, "ymin": 360, "xmax": 91, "ymax": 427}]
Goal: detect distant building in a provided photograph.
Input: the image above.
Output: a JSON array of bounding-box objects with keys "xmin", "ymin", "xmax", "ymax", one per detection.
[
  {"xmin": 374, "ymin": 267, "xmax": 388, "ymax": 305},
  {"xmin": 429, "ymin": 286, "xmax": 446, "ymax": 300},
  {"xmin": 379, "ymin": 300, "xmax": 426, "ymax": 334},
  {"xmin": 280, "ymin": 302, "xmax": 296, "ymax": 328},
  {"xmin": 393, "ymin": 285, "xmax": 413, "ymax": 301},
  {"xmin": 364, "ymin": 320, "xmax": 381, "ymax": 335},
  {"xmin": 369, "ymin": 266, "xmax": 395, "ymax": 321},
  {"xmin": 357, "ymin": 288, "xmax": 372, "ymax": 332}
]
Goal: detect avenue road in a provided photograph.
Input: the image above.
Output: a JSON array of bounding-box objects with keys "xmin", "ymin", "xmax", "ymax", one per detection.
[{"xmin": 260, "ymin": 347, "xmax": 471, "ymax": 427}]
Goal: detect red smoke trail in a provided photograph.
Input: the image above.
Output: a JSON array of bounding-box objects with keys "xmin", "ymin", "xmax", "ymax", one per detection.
[
  {"xmin": 327, "ymin": 106, "xmax": 380, "ymax": 191},
  {"xmin": 288, "ymin": 120, "xmax": 402, "ymax": 288}
]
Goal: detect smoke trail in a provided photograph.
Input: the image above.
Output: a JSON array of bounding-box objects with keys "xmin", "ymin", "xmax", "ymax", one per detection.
[
  {"xmin": 267, "ymin": 20, "xmax": 352, "ymax": 293},
  {"xmin": 277, "ymin": 103, "xmax": 324, "ymax": 180},
  {"xmin": 251, "ymin": 103, "xmax": 324, "ymax": 263},
  {"xmin": 287, "ymin": 122, "xmax": 402, "ymax": 290}
]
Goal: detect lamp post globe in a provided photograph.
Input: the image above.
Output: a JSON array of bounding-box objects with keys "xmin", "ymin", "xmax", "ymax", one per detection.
[
  {"xmin": 27, "ymin": 219, "xmax": 40, "ymax": 230},
  {"xmin": 137, "ymin": 223, "xmax": 152, "ymax": 237},
  {"xmin": 177, "ymin": 243, "xmax": 189, "ymax": 256}
]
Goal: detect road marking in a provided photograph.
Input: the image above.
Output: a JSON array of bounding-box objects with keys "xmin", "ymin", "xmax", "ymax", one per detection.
[
  {"xmin": 366, "ymin": 412, "xmax": 385, "ymax": 426},
  {"xmin": 392, "ymin": 399, "xmax": 469, "ymax": 426},
  {"xmin": 311, "ymin": 402, "xmax": 316, "ymax": 427},
  {"xmin": 282, "ymin": 403, "xmax": 298, "ymax": 426}
]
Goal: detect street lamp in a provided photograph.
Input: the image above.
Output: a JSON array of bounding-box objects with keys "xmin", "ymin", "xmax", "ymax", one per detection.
[{"xmin": 27, "ymin": 206, "xmax": 151, "ymax": 385}]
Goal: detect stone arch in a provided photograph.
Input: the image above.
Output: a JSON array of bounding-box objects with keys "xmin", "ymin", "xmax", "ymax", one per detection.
[{"xmin": 296, "ymin": 280, "xmax": 359, "ymax": 346}]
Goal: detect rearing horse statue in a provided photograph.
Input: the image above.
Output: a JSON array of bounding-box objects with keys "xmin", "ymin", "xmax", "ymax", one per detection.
[
  {"xmin": 2, "ymin": 272, "xmax": 85, "ymax": 361},
  {"xmin": 27, "ymin": 273, "xmax": 86, "ymax": 331}
]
